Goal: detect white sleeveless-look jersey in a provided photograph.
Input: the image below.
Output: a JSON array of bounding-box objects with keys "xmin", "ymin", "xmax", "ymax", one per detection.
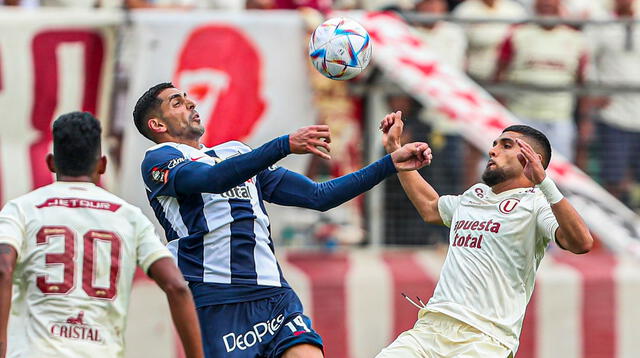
[
  {"xmin": 0, "ymin": 182, "xmax": 172, "ymax": 358},
  {"xmin": 426, "ymin": 183, "xmax": 559, "ymax": 354}
]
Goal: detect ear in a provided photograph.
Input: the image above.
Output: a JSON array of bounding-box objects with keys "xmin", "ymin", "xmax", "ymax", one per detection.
[
  {"xmin": 97, "ymin": 156, "xmax": 107, "ymax": 175},
  {"xmin": 537, "ymin": 153, "xmax": 544, "ymax": 163},
  {"xmin": 148, "ymin": 117, "xmax": 167, "ymax": 135},
  {"xmin": 46, "ymin": 153, "xmax": 56, "ymax": 173}
]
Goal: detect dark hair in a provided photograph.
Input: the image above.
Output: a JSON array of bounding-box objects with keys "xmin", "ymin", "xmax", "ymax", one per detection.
[
  {"xmin": 132, "ymin": 82, "xmax": 175, "ymax": 141},
  {"xmin": 502, "ymin": 125, "xmax": 552, "ymax": 169},
  {"xmin": 52, "ymin": 112, "xmax": 102, "ymax": 176}
]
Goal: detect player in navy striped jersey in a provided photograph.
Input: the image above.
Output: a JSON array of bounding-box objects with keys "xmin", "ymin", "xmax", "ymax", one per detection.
[{"xmin": 133, "ymin": 83, "xmax": 431, "ymax": 358}]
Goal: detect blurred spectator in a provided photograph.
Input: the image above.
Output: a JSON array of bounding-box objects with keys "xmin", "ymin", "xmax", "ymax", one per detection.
[
  {"xmin": 452, "ymin": 0, "xmax": 527, "ymax": 82},
  {"xmin": 494, "ymin": 0, "xmax": 588, "ymax": 161},
  {"xmin": 587, "ymin": 0, "xmax": 640, "ymax": 207},
  {"xmin": 246, "ymin": 0, "xmax": 274, "ymax": 9}
]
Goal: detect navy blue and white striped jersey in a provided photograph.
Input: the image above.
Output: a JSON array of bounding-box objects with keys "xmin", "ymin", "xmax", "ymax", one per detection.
[{"xmin": 141, "ymin": 141, "xmax": 291, "ymax": 303}]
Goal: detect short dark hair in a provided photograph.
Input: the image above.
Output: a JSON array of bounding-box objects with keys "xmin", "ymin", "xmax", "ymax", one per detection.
[
  {"xmin": 502, "ymin": 125, "xmax": 552, "ymax": 169},
  {"xmin": 133, "ymin": 82, "xmax": 175, "ymax": 141},
  {"xmin": 52, "ymin": 112, "xmax": 102, "ymax": 176}
]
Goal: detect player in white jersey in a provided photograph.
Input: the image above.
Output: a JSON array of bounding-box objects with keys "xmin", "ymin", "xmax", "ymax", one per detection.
[
  {"xmin": 0, "ymin": 112, "xmax": 204, "ymax": 358},
  {"xmin": 376, "ymin": 112, "xmax": 593, "ymax": 357}
]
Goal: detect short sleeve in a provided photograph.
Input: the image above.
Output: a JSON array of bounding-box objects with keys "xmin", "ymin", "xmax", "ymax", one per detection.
[
  {"xmin": 257, "ymin": 165, "xmax": 288, "ymax": 202},
  {"xmin": 141, "ymin": 146, "xmax": 191, "ymax": 199},
  {"xmin": 0, "ymin": 201, "xmax": 25, "ymax": 255},
  {"xmin": 133, "ymin": 209, "xmax": 173, "ymax": 273},
  {"xmin": 438, "ymin": 195, "xmax": 462, "ymax": 227}
]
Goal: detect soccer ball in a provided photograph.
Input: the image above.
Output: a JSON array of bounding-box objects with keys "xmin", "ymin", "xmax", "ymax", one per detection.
[{"xmin": 308, "ymin": 17, "xmax": 372, "ymax": 81}]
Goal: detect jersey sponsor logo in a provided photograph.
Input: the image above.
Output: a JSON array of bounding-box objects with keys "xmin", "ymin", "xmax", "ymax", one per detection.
[
  {"xmin": 474, "ymin": 188, "xmax": 485, "ymax": 198},
  {"xmin": 498, "ymin": 199, "xmax": 520, "ymax": 214},
  {"xmin": 36, "ymin": 198, "xmax": 121, "ymax": 212},
  {"xmin": 222, "ymin": 314, "xmax": 284, "ymax": 352},
  {"xmin": 452, "ymin": 219, "xmax": 501, "ymax": 233},
  {"xmin": 150, "ymin": 167, "xmax": 169, "ymax": 184},
  {"xmin": 220, "ymin": 184, "xmax": 252, "ymax": 200},
  {"xmin": 49, "ymin": 311, "xmax": 104, "ymax": 343},
  {"xmin": 167, "ymin": 157, "xmax": 186, "ymax": 169},
  {"xmin": 452, "ymin": 232, "xmax": 484, "ymax": 248}
]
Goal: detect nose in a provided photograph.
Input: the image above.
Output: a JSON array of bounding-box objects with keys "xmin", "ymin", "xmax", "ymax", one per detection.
[
  {"xmin": 488, "ymin": 146, "xmax": 497, "ymax": 158},
  {"xmin": 186, "ymin": 97, "xmax": 197, "ymax": 110}
]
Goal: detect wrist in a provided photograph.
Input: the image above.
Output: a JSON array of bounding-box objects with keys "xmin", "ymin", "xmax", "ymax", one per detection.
[
  {"xmin": 282, "ymin": 135, "xmax": 292, "ymax": 155},
  {"xmin": 536, "ymin": 176, "xmax": 564, "ymax": 205}
]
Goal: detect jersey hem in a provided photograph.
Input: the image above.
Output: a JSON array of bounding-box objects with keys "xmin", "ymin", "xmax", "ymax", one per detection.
[{"xmin": 0, "ymin": 236, "xmax": 21, "ymax": 256}]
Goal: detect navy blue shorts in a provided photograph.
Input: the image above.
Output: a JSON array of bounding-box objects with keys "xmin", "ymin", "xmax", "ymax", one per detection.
[{"xmin": 197, "ymin": 289, "xmax": 323, "ymax": 358}]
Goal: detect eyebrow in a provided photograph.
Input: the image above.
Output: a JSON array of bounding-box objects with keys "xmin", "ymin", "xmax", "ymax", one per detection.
[
  {"xmin": 493, "ymin": 138, "xmax": 515, "ymax": 146},
  {"xmin": 167, "ymin": 92, "xmax": 187, "ymax": 102}
]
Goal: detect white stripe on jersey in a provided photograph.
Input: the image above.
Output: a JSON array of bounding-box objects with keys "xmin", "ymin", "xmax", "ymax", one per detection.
[
  {"xmin": 157, "ymin": 196, "xmax": 189, "ymax": 238},
  {"xmin": 253, "ymin": 191, "xmax": 281, "ymax": 286},
  {"xmin": 201, "ymin": 193, "xmax": 232, "ymax": 284}
]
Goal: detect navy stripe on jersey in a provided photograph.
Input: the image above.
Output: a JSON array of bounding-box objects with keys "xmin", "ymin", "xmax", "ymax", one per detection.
[
  {"xmin": 229, "ymin": 197, "xmax": 258, "ymax": 284},
  {"xmin": 177, "ymin": 194, "xmax": 208, "ymax": 280},
  {"xmin": 255, "ymin": 177, "xmax": 288, "ymax": 286},
  {"xmin": 148, "ymin": 196, "xmax": 180, "ymax": 242}
]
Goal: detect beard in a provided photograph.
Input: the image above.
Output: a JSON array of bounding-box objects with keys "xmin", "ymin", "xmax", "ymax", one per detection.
[{"xmin": 481, "ymin": 166, "xmax": 508, "ymax": 187}]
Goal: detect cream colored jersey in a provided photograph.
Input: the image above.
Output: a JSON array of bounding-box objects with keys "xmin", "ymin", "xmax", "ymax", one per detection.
[
  {"xmin": 427, "ymin": 183, "xmax": 559, "ymax": 354},
  {"xmin": 0, "ymin": 182, "xmax": 172, "ymax": 358}
]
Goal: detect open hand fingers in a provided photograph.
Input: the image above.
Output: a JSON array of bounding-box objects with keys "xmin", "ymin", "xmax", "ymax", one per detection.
[
  {"xmin": 308, "ymin": 139, "xmax": 330, "ymax": 153},
  {"xmin": 307, "ymin": 145, "xmax": 331, "ymax": 160}
]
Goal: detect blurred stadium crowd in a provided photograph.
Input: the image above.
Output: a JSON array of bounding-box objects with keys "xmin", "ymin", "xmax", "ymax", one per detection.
[{"xmin": 2, "ymin": 0, "xmax": 639, "ymax": 249}]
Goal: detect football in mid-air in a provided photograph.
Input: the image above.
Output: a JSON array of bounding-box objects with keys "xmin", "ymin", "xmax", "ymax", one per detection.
[{"xmin": 308, "ymin": 17, "xmax": 372, "ymax": 81}]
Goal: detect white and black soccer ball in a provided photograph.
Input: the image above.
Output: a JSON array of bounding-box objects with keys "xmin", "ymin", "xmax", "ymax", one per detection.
[{"xmin": 308, "ymin": 17, "xmax": 372, "ymax": 81}]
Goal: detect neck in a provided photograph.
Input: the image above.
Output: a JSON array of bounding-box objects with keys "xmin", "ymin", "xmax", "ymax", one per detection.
[
  {"xmin": 490, "ymin": 177, "xmax": 533, "ymax": 194},
  {"xmin": 482, "ymin": 0, "xmax": 497, "ymax": 8},
  {"xmin": 159, "ymin": 136, "xmax": 201, "ymax": 149},
  {"xmin": 57, "ymin": 175, "xmax": 96, "ymax": 184}
]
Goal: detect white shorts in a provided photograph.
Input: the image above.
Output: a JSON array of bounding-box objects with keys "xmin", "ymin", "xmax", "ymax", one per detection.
[{"xmin": 375, "ymin": 310, "xmax": 512, "ymax": 358}]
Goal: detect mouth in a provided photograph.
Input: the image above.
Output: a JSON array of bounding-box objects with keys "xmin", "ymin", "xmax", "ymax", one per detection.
[
  {"xmin": 191, "ymin": 112, "xmax": 201, "ymax": 123},
  {"xmin": 486, "ymin": 160, "xmax": 496, "ymax": 169}
]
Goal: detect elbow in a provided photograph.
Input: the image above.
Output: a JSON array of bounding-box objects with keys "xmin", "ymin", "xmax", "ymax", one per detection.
[
  {"xmin": 161, "ymin": 278, "xmax": 191, "ymax": 299},
  {"xmin": 0, "ymin": 265, "xmax": 13, "ymax": 284},
  {"xmin": 569, "ymin": 234, "xmax": 594, "ymax": 255}
]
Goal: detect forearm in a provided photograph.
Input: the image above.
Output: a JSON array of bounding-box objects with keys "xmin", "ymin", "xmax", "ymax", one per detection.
[
  {"xmin": 270, "ymin": 155, "xmax": 397, "ymax": 211},
  {"xmin": 0, "ymin": 278, "xmax": 10, "ymax": 358},
  {"xmin": 552, "ymin": 199, "xmax": 593, "ymax": 254},
  {"xmin": 397, "ymin": 171, "xmax": 442, "ymax": 224},
  {"xmin": 176, "ymin": 136, "xmax": 290, "ymax": 195},
  {"xmin": 166, "ymin": 288, "xmax": 203, "ymax": 358}
]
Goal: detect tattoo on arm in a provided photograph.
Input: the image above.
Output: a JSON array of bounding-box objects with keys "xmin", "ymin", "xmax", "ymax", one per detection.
[{"xmin": 0, "ymin": 245, "xmax": 12, "ymax": 255}]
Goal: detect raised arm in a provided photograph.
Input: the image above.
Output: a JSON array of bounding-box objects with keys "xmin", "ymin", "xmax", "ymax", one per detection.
[
  {"xmin": 380, "ymin": 112, "xmax": 443, "ymax": 224},
  {"xmin": 515, "ymin": 138, "xmax": 593, "ymax": 254},
  {"xmin": 0, "ymin": 244, "xmax": 17, "ymax": 358},
  {"xmin": 148, "ymin": 258, "xmax": 204, "ymax": 358}
]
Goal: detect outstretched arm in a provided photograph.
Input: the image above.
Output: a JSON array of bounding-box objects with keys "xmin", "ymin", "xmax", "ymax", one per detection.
[
  {"xmin": 265, "ymin": 142, "xmax": 431, "ymax": 211},
  {"xmin": 148, "ymin": 258, "xmax": 204, "ymax": 358},
  {"xmin": 516, "ymin": 138, "xmax": 593, "ymax": 254},
  {"xmin": 0, "ymin": 244, "xmax": 17, "ymax": 358},
  {"xmin": 145, "ymin": 126, "xmax": 333, "ymax": 197},
  {"xmin": 380, "ymin": 112, "xmax": 443, "ymax": 224}
]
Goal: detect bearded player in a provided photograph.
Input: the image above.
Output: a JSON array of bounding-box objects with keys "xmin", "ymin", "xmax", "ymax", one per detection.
[
  {"xmin": 376, "ymin": 112, "xmax": 593, "ymax": 357},
  {"xmin": 0, "ymin": 112, "xmax": 204, "ymax": 358},
  {"xmin": 133, "ymin": 83, "xmax": 431, "ymax": 357}
]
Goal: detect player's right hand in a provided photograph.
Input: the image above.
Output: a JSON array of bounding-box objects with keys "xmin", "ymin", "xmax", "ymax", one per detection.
[
  {"xmin": 289, "ymin": 125, "xmax": 332, "ymax": 160},
  {"xmin": 380, "ymin": 111, "xmax": 403, "ymax": 154}
]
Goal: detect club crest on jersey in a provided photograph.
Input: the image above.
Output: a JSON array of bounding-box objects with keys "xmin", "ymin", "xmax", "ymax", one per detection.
[
  {"xmin": 150, "ymin": 167, "xmax": 169, "ymax": 184},
  {"xmin": 49, "ymin": 311, "xmax": 104, "ymax": 343},
  {"xmin": 498, "ymin": 199, "xmax": 520, "ymax": 214}
]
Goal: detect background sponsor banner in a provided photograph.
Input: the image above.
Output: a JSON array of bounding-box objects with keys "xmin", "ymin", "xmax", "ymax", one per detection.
[
  {"xmin": 0, "ymin": 8, "xmax": 119, "ymax": 204},
  {"xmin": 357, "ymin": 11, "xmax": 640, "ymax": 260}
]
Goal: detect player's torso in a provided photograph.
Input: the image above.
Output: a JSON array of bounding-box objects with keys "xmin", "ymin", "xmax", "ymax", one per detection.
[
  {"xmin": 10, "ymin": 183, "xmax": 139, "ymax": 357},
  {"xmin": 151, "ymin": 142, "xmax": 283, "ymax": 287}
]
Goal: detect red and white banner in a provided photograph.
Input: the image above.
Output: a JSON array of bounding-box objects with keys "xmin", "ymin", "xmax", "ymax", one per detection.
[
  {"xmin": 0, "ymin": 9, "xmax": 119, "ymax": 205},
  {"xmin": 356, "ymin": 11, "xmax": 640, "ymax": 260},
  {"xmin": 127, "ymin": 249, "xmax": 640, "ymax": 358},
  {"xmin": 117, "ymin": 11, "xmax": 317, "ymax": 224}
]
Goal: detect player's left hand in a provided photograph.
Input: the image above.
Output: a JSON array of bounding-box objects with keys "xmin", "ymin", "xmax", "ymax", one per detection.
[
  {"xmin": 391, "ymin": 142, "xmax": 432, "ymax": 171},
  {"xmin": 516, "ymin": 138, "xmax": 545, "ymax": 184}
]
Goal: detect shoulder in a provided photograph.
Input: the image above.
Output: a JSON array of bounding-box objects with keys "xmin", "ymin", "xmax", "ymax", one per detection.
[
  {"xmin": 141, "ymin": 143, "xmax": 191, "ymax": 169},
  {"xmin": 452, "ymin": 0, "xmax": 479, "ymax": 15},
  {"xmin": 462, "ymin": 183, "xmax": 491, "ymax": 198},
  {"xmin": 209, "ymin": 140, "xmax": 252, "ymax": 158},
  {"xmin": 502, "ymin": 0, "xmax": 527, "ymax": 14}
]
